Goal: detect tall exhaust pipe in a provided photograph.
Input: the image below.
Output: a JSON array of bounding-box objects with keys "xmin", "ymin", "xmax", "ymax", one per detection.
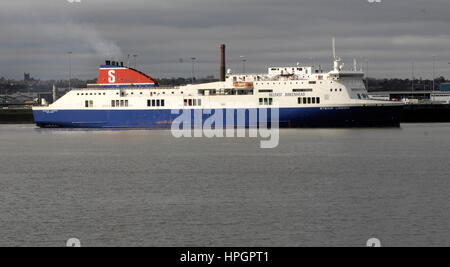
[
  {"xmin": 52, "ymin": 84, "xmax": 57, "ymax": 103},
  {"xmin": 220, "ymin": 44, "xmax": 226, "ymax": 82}
]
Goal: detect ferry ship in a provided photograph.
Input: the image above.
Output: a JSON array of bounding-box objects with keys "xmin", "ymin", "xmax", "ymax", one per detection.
[{"xmin": 33, "ymin": 42, "xmax": 403, "ymax": 128}]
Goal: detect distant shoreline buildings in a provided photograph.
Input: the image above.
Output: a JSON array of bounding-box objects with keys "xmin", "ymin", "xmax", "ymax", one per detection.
[{"xmin": 1, "ymin": 73, "xmax": 449, "ymax": 107}]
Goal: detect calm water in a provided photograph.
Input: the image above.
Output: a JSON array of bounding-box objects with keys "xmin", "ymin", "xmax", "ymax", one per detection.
[{"xmin": 0, "ymin": 124, "xmax": 449, "ymax": 247}]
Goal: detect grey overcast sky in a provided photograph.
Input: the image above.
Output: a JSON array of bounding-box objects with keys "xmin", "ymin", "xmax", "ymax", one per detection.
[{"xmin": 1, "ymin": 0, "xmax": 450, "ymax": 80}]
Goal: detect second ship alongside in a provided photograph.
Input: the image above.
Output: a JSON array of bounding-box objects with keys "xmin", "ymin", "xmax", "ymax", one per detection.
[{"xmin": 33, "ymin": 42, "xmax": 403, "ymax": 128}]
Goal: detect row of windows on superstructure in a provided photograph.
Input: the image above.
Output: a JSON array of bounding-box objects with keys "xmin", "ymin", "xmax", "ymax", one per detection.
[
  {"xmin": 87, "ymin": 97, "xmax": 325, "ymax": 109},
  {"xmin": 184, "ymin": 99, "xmax": 202, "ymax": 107},
  {"xmin": 122, "ymin": 91, "xmax": 177, "ymax": 96},
  {"xmin": 259, "ymin": 98, "xmax": 273, "ymax": 106},
  {"xmin": 147, "ymin": 99, "xmax": 166, "ymax": 107},
  {"xmin": 79, "ymin": 93, "xmax": 106, "ymax": 96},
  {"xmin": 86, "ymin": 99, "xmax": 166, "ymax": 108},
  {"xmin": 254, "ymin": 81, "xmax": 333, "ymax": 86},
  {"xmin": 271, "ymin": 67, "xmax": 304, "ymax": 71},
  {"xmin": 258, "ymin": 89, "xmax": 314, "ymax": 93},
  {"xmin": 77, "ymin": 91, "xmax": 183, "ymax": 96},
  {"xmin": 298, "ymin": 97, "xmax": 321, "ymax": 105},
  {"xmin": 111, "ymin": 100, "xmax": 129, "ymax": 107},
  {"xmin": 85, "ymin": 100, "xmax": 94, "ymax": 108},
  {"xmin": 258, "ymin": 88, "xmax": 341, "ymax": 93}
]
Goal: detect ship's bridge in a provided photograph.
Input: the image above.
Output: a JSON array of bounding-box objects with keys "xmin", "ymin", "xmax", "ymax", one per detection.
[
  {"xmin": 328, "ymin": 70, "xmax": 365, "ymax": 80},
  {"xmin": 225, "ymin": 65, "xmax": 327, "ymax": 85},
  {"xmin": 267, "ymin": 66, "xmax": 324, "ymax": 77}
]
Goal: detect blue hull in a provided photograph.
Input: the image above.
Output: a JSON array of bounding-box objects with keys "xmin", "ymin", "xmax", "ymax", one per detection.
[{"xmin": 33, "ymin": 106, "xmax": 402, "ymax": 128}]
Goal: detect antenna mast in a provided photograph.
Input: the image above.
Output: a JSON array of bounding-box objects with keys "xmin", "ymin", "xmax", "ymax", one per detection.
[
  {"xmin": 332, "ymin": 37, "xmax": 341, "ymax": 72},
  {"xmin": 333, "ymin": 37, "xmax": 337, "ymax": 60}
]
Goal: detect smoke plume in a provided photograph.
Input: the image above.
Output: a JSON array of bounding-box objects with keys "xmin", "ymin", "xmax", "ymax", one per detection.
[{"xmin": 63, "ymin": 22, "xmax": 123, "ymax": 59}]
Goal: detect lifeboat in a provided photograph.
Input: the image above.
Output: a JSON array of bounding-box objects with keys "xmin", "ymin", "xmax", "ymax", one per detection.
[{"xmin": 233, "ymin": 82, "xmax": 254, "ymax": 88}]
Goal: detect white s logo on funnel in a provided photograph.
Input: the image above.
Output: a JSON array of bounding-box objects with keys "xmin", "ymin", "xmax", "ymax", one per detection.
[{"xmin": 108, "ymin": 70, "xmax": 116, "ymax": 83}]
